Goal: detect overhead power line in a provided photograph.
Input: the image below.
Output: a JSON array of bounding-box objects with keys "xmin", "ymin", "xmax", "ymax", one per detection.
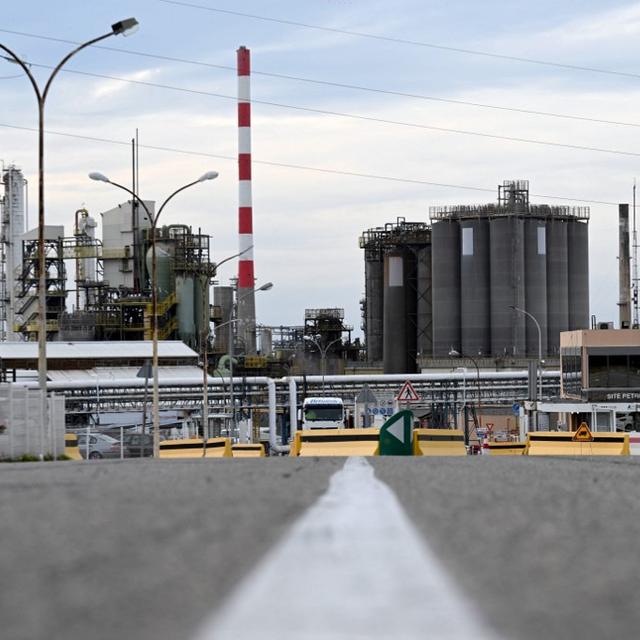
[
  {"xmin": 24, "ymin": 62, "xmax": 640, "ymax": 160},
  {"xmin": 1, "ymin": 28, "xmax": 640, "ymax": 129},
  {"xmin": 157, "ymin": 0, "xmax": 640, "ymax": 81},
  {"xmin": 0, "ymin": 121, "xmax": 619, "ymax": 206}
]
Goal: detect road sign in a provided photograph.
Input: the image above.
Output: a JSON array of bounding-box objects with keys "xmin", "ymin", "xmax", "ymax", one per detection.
[
  {"xmin": 396, "ymin": 380, "xmax": 421, "ymax": 402},
  {"xmin": 572, "ymin": 422, "xmax": 594, "ymax": 442},
  {"xmin": 379, "ymin": 410, "xmax": 414, "ymax": 456},
  {"xmin": 512, "ymin": 403, "xmax": 520, "ymax": 416},
  {"xmin": 356, "ymin": 385, "xmax": 378, "ymax": 405}
]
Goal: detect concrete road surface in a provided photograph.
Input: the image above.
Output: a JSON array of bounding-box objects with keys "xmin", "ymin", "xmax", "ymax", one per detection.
[{"xmin": 1, "ymin": 456, "xmax": 639, "ymax": 639}]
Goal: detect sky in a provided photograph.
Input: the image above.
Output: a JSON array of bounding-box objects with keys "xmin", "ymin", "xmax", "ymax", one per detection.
[{"xmin": 2, "ymin": 0, "xmax": 640, "ymax": 336}]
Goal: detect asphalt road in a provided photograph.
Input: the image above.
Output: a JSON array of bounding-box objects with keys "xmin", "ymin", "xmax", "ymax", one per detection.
[{"xmin": 1, "ymin": 456, "xmax": 640, "ymax": 640}]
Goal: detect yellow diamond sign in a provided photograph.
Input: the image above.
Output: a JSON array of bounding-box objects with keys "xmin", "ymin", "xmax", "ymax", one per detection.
[{"xmin": 572, "ymin": 422, "xmax": 594, "ymax": 442}]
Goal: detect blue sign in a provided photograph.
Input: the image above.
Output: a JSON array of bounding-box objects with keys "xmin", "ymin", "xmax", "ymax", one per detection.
[{"xmin": 512, "ymin": 403, "xmax": 520, "ymax": 415}]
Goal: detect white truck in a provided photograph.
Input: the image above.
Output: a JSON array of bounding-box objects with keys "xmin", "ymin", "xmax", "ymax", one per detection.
[{"xmin": 301, "ymin": 397, "xmax": 345, "ymax": 429}]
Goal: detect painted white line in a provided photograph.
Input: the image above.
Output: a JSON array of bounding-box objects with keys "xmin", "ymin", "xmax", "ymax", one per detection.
[{"xmin": 194, "ymin": 457, "xmax": 502, "ymax": 640}]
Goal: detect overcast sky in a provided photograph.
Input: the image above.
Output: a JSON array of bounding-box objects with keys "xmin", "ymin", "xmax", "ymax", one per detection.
[{"xmin": 2, "ymin": 0, "xmax": 640, "ymax": 336}]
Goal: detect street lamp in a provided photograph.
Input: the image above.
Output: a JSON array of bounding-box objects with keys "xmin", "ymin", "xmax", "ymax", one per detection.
[
  {"xmin": 199, "ymin": 245, "xmax": 253, "ymax": 456},
  {"xmin": 509, "ymin": 305, "xmax": 543, "ymax": 402},
  {"xmin": 227, "ymin": 282, "xmax": 273, "ymax": 440},
  {"xmin": 454, "ymin": 366, "xmax": 467, "ymax": 436},
  {"xmin": 304, "ymin": 335, "xmax": 343, "ymax": 392},
  {"xmin": 449, "ymin": 348, "xmax": 482, "ymax": 443},
  {"xmin": 90, "ymin": 169, "xmax": 218, "ymax": 457},
  {"xmin": 1, "ymin": 17, "xmax": 139, "ymax": 417}
]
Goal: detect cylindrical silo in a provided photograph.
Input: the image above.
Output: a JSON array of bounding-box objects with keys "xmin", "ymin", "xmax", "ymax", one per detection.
[
  {"xmin": 383, "ymin": 249, "xmax": 408, "ymax": 373},
  {"xmin": 460, "ymin": 218, "xmax": 490, "ymax": 356},
  {"xmin": 431, "ymin": 219, "xmax": 460, "ymax": 356},
  {"xmin": 490, "ymin": 216, "xmax": 525, "ymax": 356},
  {"xmin": 176, "ymin": 275, "xmax": 195, "ymax": 346},
  {"xmin": 213, "ymin": 286, "xmax": 234, "ymax": 353},
  {"xmin": 524, "ymin": 217, "xmax": 548, "ymax": 357},
  {"xmin": 365, "ymin": 258, "xmax": 384, "ymax": 362},
  {"xmin": 259, "ymin": 327, "xmax": 273, "ymax": 356},
  {"xmin": 145, "ymin": 242, "xmax": 174, "ymax": 301},
  {"xmin": 404, "ymin": 249, "xmax": 418, "ymax": 373},
  {"xmin": 546, "ymin": 218, "xmax": 569, "ymax": 355},
  {"xmin": 568, "ymin": 218, "xmax": 589, "ymax": 330},
  {"xmin": 416, "ymin": 244, "xmax": 432, "ymax": 359}
]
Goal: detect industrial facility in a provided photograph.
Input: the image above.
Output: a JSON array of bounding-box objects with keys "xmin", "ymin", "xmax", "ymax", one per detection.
[
  {"xmin": 361, "ymin": 180, "xmax": 591, "ymax": 373},
  {"xmin": 0, "ymin": 174, "xmax": 215, "ymax": 352}
]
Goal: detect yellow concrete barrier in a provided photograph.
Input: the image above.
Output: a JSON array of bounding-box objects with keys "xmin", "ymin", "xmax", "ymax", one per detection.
[
  {"xmin": 526, "ymin": 431, "xmax": 630, "ymax": 456},
  {"xmin": 159, "ymin": 437, "xmax": 232, "ymax": 459},
  {"xmin": 413, "ymin": 429, "xmax": 467, "ymax": 456},
  {"xmin": 290, "ymin": 428, "xmax": 380, "ymax": 457},
  {"xmin": 64, "ymin": 433, "xmax": 83, "ymax": 461},
  {"xmin": 487, "ymin": 441, "xmax": 528, "ymax": 455},
  {"xmin": 231, "ymin": 443, "xmax": 266, "ymax": 458}
]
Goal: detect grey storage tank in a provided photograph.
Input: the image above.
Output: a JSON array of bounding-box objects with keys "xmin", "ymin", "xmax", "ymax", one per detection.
[
  {"xmin": 460, "ymin": 217, "xmax": 490, "ymax": 356},
  {"xmin": 567, "ymin": 219, "xmax": 589, "ymax": 331},
  {"xmin": 524, "ymin": 218, "xmax": 548, "ymax": 357},
  {"xmin": 431, "ymin": 218, "xmax": 460, "ymax": 356},
  {"xmin": 383, "ymin": 249, "xmax": 410, "ymax": 373},
  {"xmin": 546, "ymin": 217, "xmax": 569, "ymax": 355},
  {"xmin": 490, "ymin": 215, "xmax": 525, "ymax": 356},
  {"xmin": 364, "ymin": 258, "xmax": 384, "ymax": 361}
]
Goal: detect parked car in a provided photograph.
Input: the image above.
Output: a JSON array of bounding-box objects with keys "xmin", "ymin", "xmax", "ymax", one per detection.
[
  {"xmin": 123, "ymin": 433, "xmax": 154, "ymax": 458},
  {"xmin": 77, "ymin": 433, "xmax": 121, "ymax": 459}
]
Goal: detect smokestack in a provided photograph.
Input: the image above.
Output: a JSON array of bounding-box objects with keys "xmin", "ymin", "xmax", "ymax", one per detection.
[
  {"xmin": 236, "ymin": 45, "xmax": 257, "ymax": 353},
  {"xmin": 619, "ymin": 203, "xmax": 631, "ymax": 329}
]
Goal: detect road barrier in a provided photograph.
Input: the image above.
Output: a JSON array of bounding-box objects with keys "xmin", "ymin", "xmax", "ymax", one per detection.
[
  {"xmin": 290, "ymin": 428, "xmax": 380, "ymax": 457},
  {"xmin": 413, "ymin": 429, "xmax": 467, "ymax": 456},
  {"xmin": 159, "ymin": 437, "xmax": 232, "ymax": 459},
  {"xmin": 527, "ymin": 431, "xmax": 630, "ymax": 456},
  {"xmin": 231, "ymin": 443, "xmax": 266, "ymax": 458},
  {"xmin": 64, "ymin": 433, "xmax": 83, "ymax": 460},
  {"xmin": 487, "ymin": 441, "xmax": 528, "ymax": 455}
]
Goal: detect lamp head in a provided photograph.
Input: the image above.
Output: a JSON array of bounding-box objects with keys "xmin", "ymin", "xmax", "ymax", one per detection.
[
  {"xmin": 199, "ymin": 170, "xmax": 219, "ymax": 182},
  {"xmin": 88, "ymin": 172, "xmax": 110, "ymax": 183},
  {"xmin": 258, "ymin": 282, "xmax": 273, "ymax": 292},
  {"xmin": 448, "ymin": 348, "xmax": 461, "ymax": 357},
  {"xmin": 112, "ymin": 18, "xmax": 139, "ymax": 36}
]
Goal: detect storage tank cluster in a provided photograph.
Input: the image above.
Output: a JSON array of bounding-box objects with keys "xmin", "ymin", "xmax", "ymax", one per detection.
[
  {"xmin": 144, "ymin": 225, "xmax": 211, "ymax": 349},
  {"xmin": 359, "ymin": 218, "xmax": 431, "ymax": 373},
  {"xmin": 361, "ymin": 181, "xmax": 590, "ymax": 373}
]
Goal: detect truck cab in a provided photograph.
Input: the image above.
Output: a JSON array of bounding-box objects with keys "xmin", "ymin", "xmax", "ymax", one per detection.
[{"xmin": 302, "ymin": 397, "xmax": 345, "ymax": 429}]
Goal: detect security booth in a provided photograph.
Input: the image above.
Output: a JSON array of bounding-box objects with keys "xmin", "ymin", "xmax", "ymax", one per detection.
[{"xmin": 557, "ymin": 329, "xmax": 640, "ymax": 431}]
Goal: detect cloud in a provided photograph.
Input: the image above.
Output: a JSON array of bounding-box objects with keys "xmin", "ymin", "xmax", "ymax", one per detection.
[{"xmin": 91, "ymin": 68, "xmax": 163, "ymax": 100}]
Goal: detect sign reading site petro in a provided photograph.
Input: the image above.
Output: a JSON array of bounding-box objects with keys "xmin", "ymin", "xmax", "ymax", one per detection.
[
  {"xmin": 396, "ymin": 380, "xmax": 421, "ymax": 403},
  {"xmin": 572, "ymin": 422, "xmax": 594, "ymax": 442}
]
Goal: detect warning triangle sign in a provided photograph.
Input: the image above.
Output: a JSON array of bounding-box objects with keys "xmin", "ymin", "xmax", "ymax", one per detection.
[
  {"xmin": 572, "ymin": 422, "xmax": 594, "ymax": 442},
  {"xmin": 396, "ymin": 380, "xmax": 421, "ymax": 402}
]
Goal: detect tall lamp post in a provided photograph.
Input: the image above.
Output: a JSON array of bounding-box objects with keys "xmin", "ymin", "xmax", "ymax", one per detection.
[
  {"xmin": 510, "ymin": 305, "xmax": 543, "ymax": 401},
  {"xmin": 89, "ymin": 170, "xmax": 218, "ymax": 457},
  {"xmin": 1, "ymin": 17, "xmax": 139, "ymax": 412},
  {"xmin": 202, "ymin": 245, "xmax": 254, "ymax": 447},
  {"xmin": 449, "ymin": 349, "xmax": 482, "ymax": 442},
  {"xmin": 304, "ymin": 336, "xmax": 342, "ymax": 392},
  {"xmin": 228, "ymin": 282, "xmax": 273, "ymax": 440},
  {"xmin": 454, "ymin": 366, "xmax": 467, "ymax": 437}
]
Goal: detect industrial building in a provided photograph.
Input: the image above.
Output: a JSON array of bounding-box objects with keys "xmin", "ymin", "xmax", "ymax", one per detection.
[
  {"xmin": 361, "ymin": 180, "xmax": 590, "ymax": 373},
  {"xmin": 0, "ymin": 164, "xmax": 216, "ymax": 351}
]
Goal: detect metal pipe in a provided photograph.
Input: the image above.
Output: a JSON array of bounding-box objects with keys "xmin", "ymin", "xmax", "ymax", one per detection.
[{"xmin": 288, "ymin": 376, "xmax": 298, "ymax": 442}]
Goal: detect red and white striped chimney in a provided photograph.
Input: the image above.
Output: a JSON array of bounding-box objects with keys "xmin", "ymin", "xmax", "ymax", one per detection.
[{"xmin": 236, "ymin": 45, "xmax": 257, "ymax": 353}]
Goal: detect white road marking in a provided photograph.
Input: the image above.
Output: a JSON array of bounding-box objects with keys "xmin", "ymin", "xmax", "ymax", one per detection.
[{"xmin": 194, "ymin": 457, "xmax": 502, "ymax": 640}]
